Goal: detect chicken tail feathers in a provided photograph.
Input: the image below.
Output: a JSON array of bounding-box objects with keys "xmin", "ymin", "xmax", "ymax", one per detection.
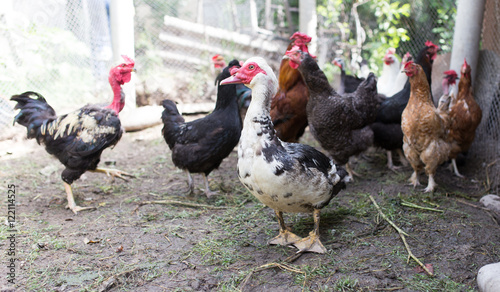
[
  {"xmin": 161, "ymin": 99, "xmax": 185, "ymax": 149},
  {"xmin": 10, "ymin": 91, "xmax": 57, "ymax": 142},
  {"xmin": 364, "ymin": 73, "xmax": 378, "ymax": 91}
]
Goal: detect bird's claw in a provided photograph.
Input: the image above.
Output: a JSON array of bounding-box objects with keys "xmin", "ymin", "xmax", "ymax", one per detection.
[
  {"xmin": 389, "ymin": 165, "xmax": 402, "ymax": 173},
  {"xmin": 66, "ymin": 204, "xmax": 95, "ymax": 215},
  {"xmin": 204, "ymin": 189, "xmax": 220, "ymax": 198},
  {"xmin": 96, "ymin": 168, "xmax": 135, "ymax": 181}
]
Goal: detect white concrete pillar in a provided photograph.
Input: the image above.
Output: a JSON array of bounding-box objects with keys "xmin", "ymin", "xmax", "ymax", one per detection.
[
  {"xmin": 110, "ymin": 0, "xmax": 136, "ymax": 109},
  {"xmin": 299, "ymin": 0, "xmax": 317, "ymax": 56},
  {"xmin": 449, "ymin": 0, "xmax": 486, "ymax": 90},
  {"xmin": 249, "ymin": 0, "xmax": 259, "ymax": 33}
]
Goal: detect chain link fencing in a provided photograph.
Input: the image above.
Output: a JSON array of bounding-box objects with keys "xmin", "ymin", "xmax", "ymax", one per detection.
[
  {"xmin": 471, "ymin": 0, "xmax": 500, "ymax": 193},
  {"xmin": 0, "ymin": 0, "xmax": 498, "ymax": 190}
]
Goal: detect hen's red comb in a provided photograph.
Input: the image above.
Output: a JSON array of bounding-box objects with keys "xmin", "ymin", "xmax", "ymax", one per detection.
[
  {"xmin": 443, "ymin": 69, "xmax": 457, "ymax": 75},
  {"xmin": 121, "ymin": 55, "xmax": 135, "ymax": 65},
  {"xmin": 425, "ymin": 40, "xmax": 439, "ymax": 49},
  {"xmin": 290, "ymin": 32, "xmax": 312, "ymax": 43}
]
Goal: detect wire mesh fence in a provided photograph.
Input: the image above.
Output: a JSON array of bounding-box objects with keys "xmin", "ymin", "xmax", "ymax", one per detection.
[
  {"xmin": 471, "ymin": 0, "xmax": 500, "ymax": 193},
  {"xmin": 0, "ymin": 0, "xmax": 114, "ymax": 116},
  {"xmin": 0, "ymin": 0, "xmax": 498, "ymax": 190}
]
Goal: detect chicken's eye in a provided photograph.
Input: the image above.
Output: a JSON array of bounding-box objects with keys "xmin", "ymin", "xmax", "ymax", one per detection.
[{"xmin": 248, "ymin": 64, "xmax": 255, "ymax": 70}]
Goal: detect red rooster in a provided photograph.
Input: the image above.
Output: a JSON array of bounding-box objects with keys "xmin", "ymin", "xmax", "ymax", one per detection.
[
  {"xmin": 11, "ymin": 56, "xmax": 135, "ymax": 214},
  {"xmin": 270, "ymin": 32, "xmax": 314, "ymax": 142}
]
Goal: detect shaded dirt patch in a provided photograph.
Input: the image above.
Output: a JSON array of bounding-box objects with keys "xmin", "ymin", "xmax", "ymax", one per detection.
[{"xmin": 1, "ymin": 124, "xmax": 498, "ymax": 291}]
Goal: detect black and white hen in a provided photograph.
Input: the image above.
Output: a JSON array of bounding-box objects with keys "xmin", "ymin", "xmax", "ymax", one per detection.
[
  {"xmin": 161, "ymin": 60, "xmax": 243, "ymax": 197},
  {"xmin": 220, "ymin": 57, "xmax": 349, "ymax": 253},
  {"xmin": 11, "ymin": 56, "xmax": 135, "ymax": 214}
]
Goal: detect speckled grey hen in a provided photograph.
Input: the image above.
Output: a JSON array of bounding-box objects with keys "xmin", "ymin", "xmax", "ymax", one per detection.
[
  {"xmin": 220, "ymin": 57, "xmax": 349, "ymax": 253},
  {"xmin": 285, "ymin": 46, "xmax": 379, "ymax": 178}
]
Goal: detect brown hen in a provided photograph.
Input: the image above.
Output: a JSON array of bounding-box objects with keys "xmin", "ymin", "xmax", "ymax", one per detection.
[
  {"xmin": 401, "ymin": 61, "xmax": 451, "ymax": 192},
  {"xmin": 447, "ymin": 59, "xmax": 482, "ymax": 177}
]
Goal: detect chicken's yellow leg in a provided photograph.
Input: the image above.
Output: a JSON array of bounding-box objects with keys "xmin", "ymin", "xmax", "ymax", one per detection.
[
  {"xmin": 202, "ymin": 173, "xmax": 218, "ymax": 198},
  {"xmin": 64, "ymin": 182, "xmax": 94, "ymax": 214},
  {"xmin": 92, "ymin": 168, "xmax": 134, "ymax": 181}
]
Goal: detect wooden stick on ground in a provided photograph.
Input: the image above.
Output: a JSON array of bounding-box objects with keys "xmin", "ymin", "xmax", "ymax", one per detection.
[
  {"xmin": 400, "ymin": 200, "xmax": 444, "ymax": 213},
  {"xmin": 368, "ymin": 194, "xmax": 434, "ymax": 276},
  {"xmin": 239, "ymin": 261, "xmax": 305, "ymax": 291},
  {"xmin": 485, "ymin": 159, "xmax": 498, "ymax": 192},
  {"xmin": 137, "ymin": 200, "xmax": 227, "ymax": 209}
]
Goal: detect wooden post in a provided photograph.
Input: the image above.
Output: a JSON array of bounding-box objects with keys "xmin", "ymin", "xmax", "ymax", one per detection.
[
  {"xmin": 449, "ymin": 0, "xmax": 486, "ymax": 89},
  {"xmin": 110, "ymin": 0, "xmax": 136, "ymax": 109}
]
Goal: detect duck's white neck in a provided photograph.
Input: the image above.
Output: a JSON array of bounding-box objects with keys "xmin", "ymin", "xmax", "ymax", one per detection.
[{"xmin": 243, "ymin": 76, "xmax": 277, "ymax": 126}]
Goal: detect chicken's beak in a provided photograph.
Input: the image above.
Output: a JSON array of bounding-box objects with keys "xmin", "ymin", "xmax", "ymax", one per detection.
[
  {"xmin": 220, "ymin": 74, "xmax": 243, "ymax": 85},
  {"xmin": 282, "ymin": 55, "xmax": 290, "ymax": 60},
  {"xmin": 132, "ymin": 68, "xmax": 137, "ymax": 73}
]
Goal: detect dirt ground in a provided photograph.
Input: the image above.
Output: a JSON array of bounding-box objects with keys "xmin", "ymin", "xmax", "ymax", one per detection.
[{"xmin": 1, "ymin": 122, "xmax": 499, "ymax": 292}]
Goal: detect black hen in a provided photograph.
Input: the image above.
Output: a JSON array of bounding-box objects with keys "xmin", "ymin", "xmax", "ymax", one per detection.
[
  {"xmin": 371, "ymin": 42, "xmax": 440, "ymax": 170},
  {"xmin": 332, "ymin": 57, "xmax": 365, "ymax": 94},
  {"xmin": 10, "ymin": 56, "xmax": 135, "ymax": 214},
  {"xmin": 161, "ymin": 60, "xmax": 243, "ymax": 197}
]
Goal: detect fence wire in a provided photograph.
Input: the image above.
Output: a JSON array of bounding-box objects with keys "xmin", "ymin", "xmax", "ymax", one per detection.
[
  {"xmin": 471, "ymin": 0, "xmax": 500, "ymax": 193},
  {"xmin": 0, "ymin": 0, "xmax": 498, "ymax": 190}
]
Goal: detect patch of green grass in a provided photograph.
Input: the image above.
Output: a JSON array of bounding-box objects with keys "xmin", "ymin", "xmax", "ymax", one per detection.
[
  {"xmin": 59, "ymin": 270, "xmax": 100, "ymax": 286},
  {"xmin": 163, "ymin": 209, "xmax": 203, "ymax": 220},
  {"xmin": 402, "ymin": 273, "xmax": 473, "ymax": 291},
  {"xmin": 192, "ymin": 236, "xmax": 248, "ymax": 268},
  {"xmin": 23, "ymin": 266, "xmax": 65, "ymax": 291},
  {"xmin": 293, "ymin": 262, "xmax": 337, "ymax": 288},
  {"xmin": 124, "ymin": 196, "xmax": 141, "ymax": 203},
  {"xmin": 82, "ymin": 262, "xmax": 163, "ymax": 291},
  {"xmin": 332, "ymin": 275, "xmax": 359, "ymax": 291},
  {"xmin": 382, "ymin": 171, "xmax": 409, "ymax": 185},
  {"xmin": 216, "ymin": 270, "xmax": 249, "ymax": 291}
]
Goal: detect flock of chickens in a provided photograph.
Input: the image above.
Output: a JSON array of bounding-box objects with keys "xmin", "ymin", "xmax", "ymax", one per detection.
[{"xmin": 10, "ymin": 32, "xmax": 482, "ymax": 254}]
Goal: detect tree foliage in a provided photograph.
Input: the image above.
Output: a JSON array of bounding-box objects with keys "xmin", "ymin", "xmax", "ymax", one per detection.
[{"xmin": 316, "ymin": 0, "xmax": 455, "ymax": 75}]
